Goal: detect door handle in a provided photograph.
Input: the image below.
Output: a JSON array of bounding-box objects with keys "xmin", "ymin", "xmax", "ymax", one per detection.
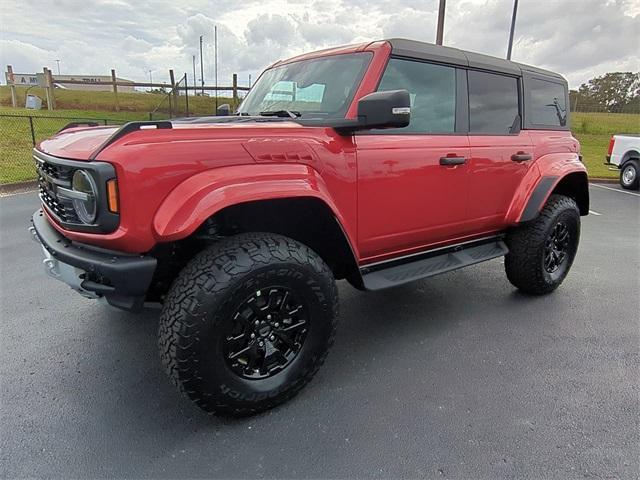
[
  {"xmin": 511, "ymin": 152, "xmax": 532, "ymax": 162},
  {"xmin": 440, "ymin": 156, "xmax": 467, "ymax": 166}
]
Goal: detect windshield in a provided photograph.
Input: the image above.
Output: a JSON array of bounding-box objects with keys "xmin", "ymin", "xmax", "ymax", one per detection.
[{"xmin": 237, "ymin": 53, "xmax": 372, "ymax": 118}]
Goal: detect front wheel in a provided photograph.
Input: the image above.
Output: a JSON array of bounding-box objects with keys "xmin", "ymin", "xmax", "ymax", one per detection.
[
  {"xmin": 505, "ymin": 194, "xmax": 581, "ymax": 295},
  {"xmin": 158, "ymin": 233, "xmax": 338, "ymax": 415},
  {"xmin": 620, "ymin": 160, "xmax": 639, "ymax": 190}
]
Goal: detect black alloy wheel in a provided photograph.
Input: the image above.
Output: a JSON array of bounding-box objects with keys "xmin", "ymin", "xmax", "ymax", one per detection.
[
  {"xmin": 224, "ymin": 287, "xmax": 309, "ymax": 380},
  {"xmin": 543, "ymin": 222, "xmax": 571, "ymax": 273}
]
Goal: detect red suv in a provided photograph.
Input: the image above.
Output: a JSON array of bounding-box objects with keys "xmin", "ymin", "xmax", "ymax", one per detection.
[{"xmin": 31, "ymin": 38, "xmax": 588, "ymax": 415}]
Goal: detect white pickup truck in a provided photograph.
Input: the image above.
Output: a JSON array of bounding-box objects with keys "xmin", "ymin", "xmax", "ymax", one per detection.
[{"xmin": 605, "ymin": 134, "xmax": 640, "ymax": 190}]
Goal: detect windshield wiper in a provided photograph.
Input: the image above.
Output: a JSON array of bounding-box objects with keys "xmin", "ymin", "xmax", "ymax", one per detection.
[{"xmin": 259, "ymin": 110, "xmax": 301, "ymax": 118}]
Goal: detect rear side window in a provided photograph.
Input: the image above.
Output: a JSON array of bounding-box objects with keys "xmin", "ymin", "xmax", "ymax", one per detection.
[
  {"xmin": 468, "ymin": 71, "xmax": 519, "ymax": 134},
  {"xmin": 528, "ymin": 78, "xmax": 567, "ymax": 127},
  {"xmin": 376, "ymin": 58, "xmax": 456, "ymax": 133}
]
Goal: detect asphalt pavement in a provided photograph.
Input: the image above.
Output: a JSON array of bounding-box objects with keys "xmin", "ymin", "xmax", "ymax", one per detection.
[{"xmin": 1, "ymin": 185, "xmax": 638, "ymax": 479}]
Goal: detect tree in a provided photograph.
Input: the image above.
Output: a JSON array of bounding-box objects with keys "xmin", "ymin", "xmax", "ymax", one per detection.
[{"xmin": 577, "ymin": 72, "xmax": 640, "ymax": 112}]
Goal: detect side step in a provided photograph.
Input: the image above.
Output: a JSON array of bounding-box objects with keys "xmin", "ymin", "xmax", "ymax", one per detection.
[{"xmin": 361, "ymin": 237, "xmax": 508, "ymax": 290}]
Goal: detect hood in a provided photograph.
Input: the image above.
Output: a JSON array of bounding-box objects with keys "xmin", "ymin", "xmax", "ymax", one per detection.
[
  {"xmin": 38, "ymin": 125, "xmax": 120, "ymax": 161},
  {"xmin": 37, "ymin": 117, "xmax": 310, "ymax": 161}
]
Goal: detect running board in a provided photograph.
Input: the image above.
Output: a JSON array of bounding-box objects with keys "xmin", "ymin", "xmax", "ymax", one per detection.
[{"xmin": 360, "ymin": 237, "xmax": 508, "ymax": 290}]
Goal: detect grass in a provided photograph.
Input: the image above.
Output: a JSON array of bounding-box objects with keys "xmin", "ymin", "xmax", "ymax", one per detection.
[
  {"xmin": 0, "ymin": 108, "xmax": 151, "ymax": 184},
  {"xmin": 1, "ymin": 88, "xmax": 638, "ymax": 184},
  {"xmin": 0, "ymin": 85, "xmax": 238, "ymax": 116},
  {"xmin": 572, "ymin": 112, "xmax": 639, "ymax": 179}
]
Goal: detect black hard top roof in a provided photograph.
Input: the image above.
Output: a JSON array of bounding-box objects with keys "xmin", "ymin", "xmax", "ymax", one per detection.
[{"xmin": 387, "ymin": 38, "xmax": 566, "ymax": 82}]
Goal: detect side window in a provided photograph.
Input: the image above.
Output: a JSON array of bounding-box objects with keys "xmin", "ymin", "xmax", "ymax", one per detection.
[
  {"xmin": 468, "ymin": 71, "xmax": 519, "ymax": 134},
  {"xmin": 528, "ymin": 78, "xmax": 567, "ymax": 127},
  {"xmin": 376, "ymin": 58, "xmax": 456, "ymax": 133}
]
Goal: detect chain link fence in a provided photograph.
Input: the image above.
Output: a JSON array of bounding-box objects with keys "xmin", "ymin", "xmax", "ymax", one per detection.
[
  {"xmin": 147, "ymin": 74, "xmax": 247, "ymax": 120},
  {"xmin": 1, "ymin": 108, "xmax": 637, "ymax": 186},
  {"xmin": 0, "ymin": 114, "xmax": 126, "ymax": 185}
]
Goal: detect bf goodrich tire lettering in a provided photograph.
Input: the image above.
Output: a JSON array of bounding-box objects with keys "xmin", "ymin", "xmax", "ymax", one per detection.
[{"xmin": 158, "ymin": 233, "xmax": 339, "ymax": 415}]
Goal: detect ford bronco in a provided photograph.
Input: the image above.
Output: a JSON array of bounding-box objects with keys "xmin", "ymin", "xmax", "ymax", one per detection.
[{"xmin": 30, "ymin": 39, "xmax": 589, "ymax": 415}]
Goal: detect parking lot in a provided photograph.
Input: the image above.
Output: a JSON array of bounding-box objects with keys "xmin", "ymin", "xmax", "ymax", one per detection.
[{"xmin": 1, "ymin": 185, "xmax": 638, "ymax": 479}]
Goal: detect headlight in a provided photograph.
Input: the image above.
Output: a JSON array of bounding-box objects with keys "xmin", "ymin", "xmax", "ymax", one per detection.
[{"xmin": 71, "ymin": 170, "xmax": 97, "ymax": 224}]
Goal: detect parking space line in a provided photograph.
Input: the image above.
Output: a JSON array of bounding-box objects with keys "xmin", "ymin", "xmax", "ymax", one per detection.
[
  {"xmin": 588, "ymin": 210, "xmax": 602, "ymax": 216},
  {"xmin": 590, "ymin": 184, "xmax": 640, "ymax": 197}
]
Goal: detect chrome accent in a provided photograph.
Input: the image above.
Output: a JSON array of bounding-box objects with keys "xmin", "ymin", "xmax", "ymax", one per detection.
[
  {"xmin": 39, "ymin": 243, "xmax": 100, "ymax": 299},
  {"xmin": 56, "ymin": 186, "xmax": 91, "ymax": 201}
]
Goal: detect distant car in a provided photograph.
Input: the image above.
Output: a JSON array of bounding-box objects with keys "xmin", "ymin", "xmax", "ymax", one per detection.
[{"xmin": 605, "ymin": 134, "xmax": 640, "ymax": 190}]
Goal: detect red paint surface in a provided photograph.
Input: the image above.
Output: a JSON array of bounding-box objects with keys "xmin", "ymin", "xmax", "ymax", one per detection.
[{"xmin": 38, "ymin": 41, "xmax": 587, "ymax": 265}]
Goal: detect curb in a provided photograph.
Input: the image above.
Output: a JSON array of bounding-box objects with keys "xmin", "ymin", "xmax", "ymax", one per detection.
[
  {"xmin": 589, "ymin": 178, "xmax": 619, "ymax": 184},
  {"xmin": 0, "ymin": 180, "xmax": 38, "ymax": 196}
]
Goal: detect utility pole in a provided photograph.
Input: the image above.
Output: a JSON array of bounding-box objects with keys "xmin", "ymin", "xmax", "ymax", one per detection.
[
  {"xmin": 435, "ymin": 0, "xmax": 446, "ymax": 45},
  {"xmin": 192, "ymin": 55, "xmax": 197, "ymax": 92},
  {"xmin": 199, "ymin": 35, "xmax": 204, "ymax": 95},
  {"xmin": 214, "ymin": 25, "xmax": 218, "ymax": 110},
  {"xmin": 55, "ymin": 59, "xmax": 60, "ymax": 75},
  {"xmin": 506, "ymin": 0, "xmax": 519, "ymax": 60}
]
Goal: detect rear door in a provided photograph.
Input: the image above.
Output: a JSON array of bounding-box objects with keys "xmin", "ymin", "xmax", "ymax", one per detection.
[
  {"xmin": 466, "ymin": 70, "xmax": 533, "ymax": 233},
  {"xmin": 356, "ymin": 58, "xmax": 471, "ymax": 260}
]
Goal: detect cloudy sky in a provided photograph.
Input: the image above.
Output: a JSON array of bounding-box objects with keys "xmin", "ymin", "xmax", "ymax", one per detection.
[{"xmin": 1, "ymin": 0, "xmax": 638, "ymax": 89}]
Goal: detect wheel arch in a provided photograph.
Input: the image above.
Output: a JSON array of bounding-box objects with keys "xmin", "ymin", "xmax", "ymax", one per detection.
[
  {"xmin": 513, "ymin": 170, "xmax": 589, "ymax": 224},
  {"xmin": 549, "ymin": 171, "xmax": 589, "ymax": 216},
  {"xmin": 152, "ymin": 164, "xmax": 361, "ymax": 284},
  {"xmin": 621, "ymin": 150, "xmax": 640, "ymax": 167}
]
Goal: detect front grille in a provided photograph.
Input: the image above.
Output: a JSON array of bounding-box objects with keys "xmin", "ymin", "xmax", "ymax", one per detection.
[{"xmin": 35, "ymin": 155, "xmax": 81, "ymax": 224}]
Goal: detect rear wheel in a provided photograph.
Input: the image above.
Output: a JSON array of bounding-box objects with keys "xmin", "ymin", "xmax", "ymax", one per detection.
[
  {"xmin": 158, "ymin": 232, "xmax": 338, "ymax": 415},
  {"xmin": 620, "ymin": 160, "xmax": 639, "ymax": 190},
  {"xmin": 505, "ymin": 194, "xmax": 580, "ymax": 295}
]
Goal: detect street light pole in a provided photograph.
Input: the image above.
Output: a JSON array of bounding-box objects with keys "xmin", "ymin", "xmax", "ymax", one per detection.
[
  {"xmin": 199, "ymin": 35, "xmax": 205, "ymax": 95},
  {"xmin": 507, "ymin": 0, "xmax": 519, "ymax": 60},
  {"xmin": 192, "ymin": 55, "xmax": 197, "ymax": 93},
  {"xmin": 55, "ymin": 60, "xmax": 60, "ymax": 76},
  {"xmin": 214, "ymin": 25, "xmax": 218, "ymax": 110},
  {"xmin": 148, "ymin": 69, "xmax": 153, "ymax": 85},
  {"xmin": 435, "ymin": 0, "xmax": 446, "ymax": 45}
]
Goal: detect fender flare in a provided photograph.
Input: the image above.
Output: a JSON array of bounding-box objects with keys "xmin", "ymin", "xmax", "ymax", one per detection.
[
  {"xmin": 506, "ymin": 152, "xmax": 588, "ymax": 224},
  {"xmin": 152, "ymin": 163, "xmax": 357, "ymax": 250}
]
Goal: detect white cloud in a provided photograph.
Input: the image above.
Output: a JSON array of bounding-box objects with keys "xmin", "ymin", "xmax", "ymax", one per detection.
[{"xmin": 0, "ymin": 0, "xmax": 638, "ymax": 88}]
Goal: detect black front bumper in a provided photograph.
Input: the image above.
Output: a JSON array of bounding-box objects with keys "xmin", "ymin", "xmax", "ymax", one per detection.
[{"xmin": 31, "ymin": 210, "xmax": 157, "ymax": 311}]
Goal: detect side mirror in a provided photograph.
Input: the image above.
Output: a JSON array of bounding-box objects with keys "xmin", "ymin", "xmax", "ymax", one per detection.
[
  {"xmin": 216, "ymin": 104, "xmax": 231, "ymax": 116},
  {"xmin": 332, "ymin": 89, "xmax": 411, "ymax": 134},
  {"xmin": 357, "ymin": 89, "xmax": 411, "ymax": 129}
]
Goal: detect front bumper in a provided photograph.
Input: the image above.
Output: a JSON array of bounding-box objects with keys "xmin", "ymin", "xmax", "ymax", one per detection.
[{"xmin": 30, "ymin": 210, "xmax": 157, "ymax": 311}]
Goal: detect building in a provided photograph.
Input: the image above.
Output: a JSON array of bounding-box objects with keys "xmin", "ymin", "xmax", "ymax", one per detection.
[{"xmin": 6, "ymin": 72, "xmax": 136, "ymax": 92}]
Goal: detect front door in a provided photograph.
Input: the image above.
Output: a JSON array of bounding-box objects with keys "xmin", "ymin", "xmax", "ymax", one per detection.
[{"xmin": 356, "ymin": 58, "xmax": 470, "ymax": 261}]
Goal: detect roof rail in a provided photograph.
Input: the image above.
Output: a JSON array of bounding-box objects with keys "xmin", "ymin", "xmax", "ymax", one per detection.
[
  {"xmin": 58, "ymin": 121, "xmax": 100, "ymax": 133},
  {"xmin": 89, "ymin": 120, "xmax": 172, "ymax": 160}
]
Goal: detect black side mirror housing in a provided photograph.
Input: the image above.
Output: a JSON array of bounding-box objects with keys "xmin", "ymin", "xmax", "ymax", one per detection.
[
  {"xmin": 216, "ymin": 104, "xmax": 231, "ymax": 116},
  {"xmin": 332, "ymin": 89, "xmax": 411, "ymax": 134},
  {"xmin": 357, "ymin": 90, "xmax": 411, "ymax": 129}
]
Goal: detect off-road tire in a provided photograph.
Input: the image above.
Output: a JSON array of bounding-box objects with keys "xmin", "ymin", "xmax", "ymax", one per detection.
[
  {"xmin": 505, "ymin": 194, "xmax": 580, "ymax": 295},
  {"xmin": 158, "ymin": 232, "xmax": 339, "ymax": 416},
  {"xmin": 620, "ymin": 160, "xmax": 639, "ymax": 190}
]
